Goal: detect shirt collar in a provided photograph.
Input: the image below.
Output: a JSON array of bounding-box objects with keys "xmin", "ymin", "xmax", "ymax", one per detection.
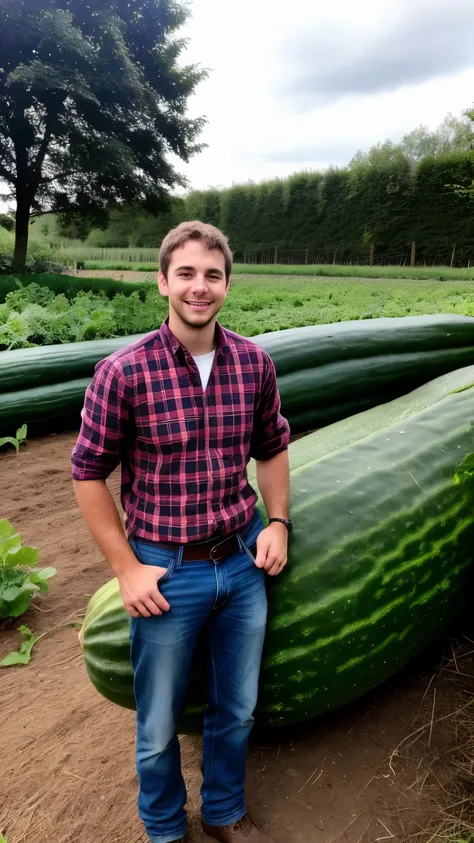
[{"xmin": 159, "ymin": 317, "xmax": 233, "ymax": 358}]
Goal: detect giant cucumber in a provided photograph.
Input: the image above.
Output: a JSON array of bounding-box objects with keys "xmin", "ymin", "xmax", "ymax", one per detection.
[
  {"xmin": 4, "ymin": 315, "xmax": 474, "ymax": 435},
  {"xmin": 80, "ymin": 365, "xmax": 474, "ymax": 729}
]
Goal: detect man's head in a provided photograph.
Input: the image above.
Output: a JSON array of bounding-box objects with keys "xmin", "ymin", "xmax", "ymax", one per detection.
[
  {"xmin": 159, "ymin": 221, "xmax": 232, "ymax": 282},
  {"xmin": 158, "ymin": 221, "xmax": 233, "ymax": 333}
]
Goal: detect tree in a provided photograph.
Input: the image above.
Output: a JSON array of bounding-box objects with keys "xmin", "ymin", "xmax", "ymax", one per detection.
[
  {"xmin": 0, "ymin": 0, "xmax": 206, "ymax": 271},
  {"xmin": 401, "ymin": 113, "xmax": 474, "ymax": 162},
  {"xmin": 0, "ymin": 213, "xmax": 14, "ymax": 231}
]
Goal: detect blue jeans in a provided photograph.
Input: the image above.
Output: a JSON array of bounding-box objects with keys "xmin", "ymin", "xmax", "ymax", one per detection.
[{"xmin": 129, "ymin": 511, "xmax": 267, "ymax": 843}]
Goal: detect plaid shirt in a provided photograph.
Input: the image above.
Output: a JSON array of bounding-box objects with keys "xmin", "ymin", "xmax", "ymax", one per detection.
[{"xmin": 71, "ymin": 319, "xmax": 290, "ymax": 543}]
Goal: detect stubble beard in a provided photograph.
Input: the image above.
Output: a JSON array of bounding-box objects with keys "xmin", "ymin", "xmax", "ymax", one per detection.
[{"xmin": 173, "ymin": 301, "xmax": 220, "ymax": 332}]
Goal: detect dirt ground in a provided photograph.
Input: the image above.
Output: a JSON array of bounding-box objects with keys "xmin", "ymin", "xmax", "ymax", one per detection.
[{"xmin": 1, "ymin": 432, "xmax": 473, "ymax": 843}]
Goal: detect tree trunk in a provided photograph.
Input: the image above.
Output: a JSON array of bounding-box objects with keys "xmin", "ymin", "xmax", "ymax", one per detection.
[{"xmin": 12, "ymin": 195, "xmax": 31, "ymax": 273}]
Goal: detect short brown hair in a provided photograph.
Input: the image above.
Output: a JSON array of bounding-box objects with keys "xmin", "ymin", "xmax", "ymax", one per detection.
[{"xmin": 159, "ymin": 221, "xmax": 233, "ymax": 280}]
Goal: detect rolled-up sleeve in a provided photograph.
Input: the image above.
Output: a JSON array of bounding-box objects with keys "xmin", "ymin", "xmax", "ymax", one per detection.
[
  {"xmin": 71, "ymin": 358, "xmax": 131, "ymax": 480},
  {"xmin": 250, "ymin": 352, "xmax": 290, "ymax": 461}
]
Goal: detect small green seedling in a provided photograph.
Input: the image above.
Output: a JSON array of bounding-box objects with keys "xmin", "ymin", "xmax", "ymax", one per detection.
[
  {"xmin": 0, "ymin": 625, "xmax": 38, "ymax": 667},
  {"xmin": 0, "ymin": 424, "xmax": 27, "ymax": 453}
]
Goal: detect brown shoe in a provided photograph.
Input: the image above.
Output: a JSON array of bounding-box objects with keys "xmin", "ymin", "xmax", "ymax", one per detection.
[{"xmin": 202, "ymin": 814, "xmax": 277, "ymax": 842}]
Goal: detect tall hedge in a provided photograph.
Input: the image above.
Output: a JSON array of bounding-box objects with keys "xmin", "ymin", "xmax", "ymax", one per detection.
[
  {"xmin": 60, "ymin": 150, "xmax": 474, "ymax": 265},
  {"xmin": 181, "ymin": 151, "xmax": 474, "ymax": 264}
]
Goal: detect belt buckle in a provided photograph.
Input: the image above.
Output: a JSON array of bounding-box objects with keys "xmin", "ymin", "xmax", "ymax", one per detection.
[{"xmin": 209, "ymin": 536, "xmax": 232, "ymax": 564}]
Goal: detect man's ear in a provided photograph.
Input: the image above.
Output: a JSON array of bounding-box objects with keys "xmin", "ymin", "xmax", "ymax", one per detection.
[{"xmin": 158, "ymin": 270, "xmax": 169, "ymax": 297}]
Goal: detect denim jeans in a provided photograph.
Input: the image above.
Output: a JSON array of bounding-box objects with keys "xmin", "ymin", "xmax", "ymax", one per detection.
[{"xmin": 129, "ymin": 510, "xmax": 267, "ymax": 843}]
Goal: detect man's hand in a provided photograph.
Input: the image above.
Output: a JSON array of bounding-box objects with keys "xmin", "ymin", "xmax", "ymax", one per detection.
[
  {"xmin": 254, "ymin": 522, "xmax": 289, "ymax": 576},
  {"xmin": 118, "ymin": 562, "xmax": 171, "ymax": 618}
]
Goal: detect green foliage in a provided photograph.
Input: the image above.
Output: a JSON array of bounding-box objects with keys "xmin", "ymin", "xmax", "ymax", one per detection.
[
  {"xmin": 30, "ymin": 109, "xmax": 474, "ymax": 268},
  {"xmin": 49, "ymin": 149, "xmax": 474, "ymax": 266},
  {"xmin": 0, "ymin": 519, "xmax": 56, "ymax": 618},
  {"xmin": 0, "ymin": 423, "xmax": 27, "ymax": 453},
  {"xmin": 4, "ymin": 274, "xmax": 474, "ymax": 349},
  {"xmin": 0, "ymin": 283, "xmax": 166, "ymax": 348},
  {"xmin": 0, "ymin": 215, "xmax": 14, "ymax": 232},
  {"xmin": 1, "ymin": 0, "xmax": 206, "ymax": 271},
  {"xmin": 0, "ymin": 625, "xmax": 38, "ymax": 667},
  {"xmin": 0, "ymin": 273, "xmax": 150, "ymax": 304},
  {"xmin": 0, "ymin": 227, "xmax": 60, "ymax": 274},
  {"xmin": 81, "ymin": 200, "xmax": 186, "ymax": 248}
]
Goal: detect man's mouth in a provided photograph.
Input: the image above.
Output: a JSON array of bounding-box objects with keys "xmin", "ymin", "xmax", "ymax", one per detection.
[{"xmin": 185, "ymin": 301, "xmax": 212, "ymax": 310}]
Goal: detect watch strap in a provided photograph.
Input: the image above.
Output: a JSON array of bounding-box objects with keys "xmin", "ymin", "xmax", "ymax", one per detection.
[{"xmin": 268, "ymin": 517, "xmax": 293, "ymax": 532}]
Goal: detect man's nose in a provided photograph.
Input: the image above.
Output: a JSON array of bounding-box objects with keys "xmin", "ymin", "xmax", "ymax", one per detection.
[{"xmin": 191, "ymin": 275, "xmax": 208, "ymax": 293}]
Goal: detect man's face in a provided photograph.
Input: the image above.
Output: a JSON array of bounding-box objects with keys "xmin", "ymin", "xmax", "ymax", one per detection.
[{"xmin": 158, "ymin": 238, "xmax": 229, "ymax": 330}]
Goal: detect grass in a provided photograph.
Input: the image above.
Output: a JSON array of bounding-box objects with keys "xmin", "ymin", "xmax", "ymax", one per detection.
[
  {"xmin": 55, "ymin": 245, "xmax": 474, "ymax": 282},
  {"xmin": 75, "ymin": 259, "xmax": 474, "ymax": 283}
]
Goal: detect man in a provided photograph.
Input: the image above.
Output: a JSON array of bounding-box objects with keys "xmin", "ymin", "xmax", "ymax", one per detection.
[{"xmin": 71, "ymin": 221, "xmax": 291, "ymax": 843}]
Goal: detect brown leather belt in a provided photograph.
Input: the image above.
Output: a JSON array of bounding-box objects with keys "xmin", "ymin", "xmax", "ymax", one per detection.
[{"xmin": 160, "ymin": 533, "xmax": 241, "ymax": 563}]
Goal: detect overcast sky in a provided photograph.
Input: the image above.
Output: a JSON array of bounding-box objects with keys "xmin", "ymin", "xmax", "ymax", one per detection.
[
  {"xmin": 175, "ymin": 0, "xmax": 474, "ymax": 190},
  {"xmin": 2, "ymin": 0, "xmax": 474, "ymax": 213}
]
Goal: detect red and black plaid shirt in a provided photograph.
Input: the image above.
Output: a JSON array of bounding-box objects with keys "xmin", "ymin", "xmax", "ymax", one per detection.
[{"xmin": 71, "ymin": 319, "xmax": 290, "ymax": 543}]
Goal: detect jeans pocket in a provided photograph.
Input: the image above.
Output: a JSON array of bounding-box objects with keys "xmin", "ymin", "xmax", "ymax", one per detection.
[
  {"xmin": 238, "ymin": 534, "xmax": 257, "ymax": 565},
  {"xmin": 130, "ymin": 537, "xmax": 177, "ymax": 585},
  {"xmin": 159, "ymin": 556, "xmax": 177, "ymax": 585}
]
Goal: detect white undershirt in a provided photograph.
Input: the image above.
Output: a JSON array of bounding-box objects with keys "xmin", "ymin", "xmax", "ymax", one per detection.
[{"xmin": 192, "ymin": 350, "xmax": 216, "ymax": 391}]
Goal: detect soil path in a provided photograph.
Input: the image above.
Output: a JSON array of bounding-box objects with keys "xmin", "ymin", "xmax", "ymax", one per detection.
[{"xmin": 0, "ymin": 433, "xmax": 471, "ymax": 843}]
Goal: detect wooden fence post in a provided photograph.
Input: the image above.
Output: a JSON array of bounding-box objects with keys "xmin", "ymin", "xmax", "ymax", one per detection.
[
  {"xmin": 369, "ymin": 244, "xmax": 374, "ymax": 266},
  {"xmin": 451, "ymin": 243, "xmax": 457, "ymax": 268},
  {"xmin": 410, "ymin": 241, "xmax": 416, "ymax": 267}
]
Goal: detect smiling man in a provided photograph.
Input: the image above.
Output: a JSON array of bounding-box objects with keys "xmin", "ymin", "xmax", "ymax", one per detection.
[{"xmin": 71, "ymin": 221, "xmax": 291, "ymax": 843}]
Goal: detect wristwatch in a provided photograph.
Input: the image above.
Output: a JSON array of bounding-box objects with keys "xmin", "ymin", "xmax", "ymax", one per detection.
[{"xmin": 268, "ymin": 517, "xmax": 293, "ymax": 534}]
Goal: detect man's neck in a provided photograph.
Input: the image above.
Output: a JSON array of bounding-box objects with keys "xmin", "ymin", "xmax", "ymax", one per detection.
[{"xmin": 168, "ymin": 313, "xmax": 217, "ymax": 356}]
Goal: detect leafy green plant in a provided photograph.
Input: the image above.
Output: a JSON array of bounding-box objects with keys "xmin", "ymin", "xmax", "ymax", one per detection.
[
  {"xmin": 0, "ymin": 625, "xmax": 38, "ymax": 667},
  {"xmin": 0, "ymin": 424, "xmax": 27, "ymax": 453},
  {"xmin": 0, "ymin": 519, "xmax": 56, "ymax": 618}
]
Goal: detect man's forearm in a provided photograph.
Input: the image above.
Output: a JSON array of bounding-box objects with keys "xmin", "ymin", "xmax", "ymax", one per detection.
[
  {"xmin": 72, "ymin": 479, "xmax": 138, "ymax": 576},
  {"xmin": 255, "ymin": 449, "xmax": 290, "ymax": 519}
]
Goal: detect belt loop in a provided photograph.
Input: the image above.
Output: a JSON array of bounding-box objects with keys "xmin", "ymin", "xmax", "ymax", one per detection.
[{"xmin": 176, "ymin": 544, "xmax": 184, "ymax": 569}]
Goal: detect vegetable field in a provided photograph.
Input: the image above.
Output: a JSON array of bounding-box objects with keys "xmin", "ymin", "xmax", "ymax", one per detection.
[
  {"xmin": 4, "ymin": 273, "xmax": 474, "ymax": 350},
  {"xmin": 2, "ymin": 274, "xmax": 474, "ymax": 843}
]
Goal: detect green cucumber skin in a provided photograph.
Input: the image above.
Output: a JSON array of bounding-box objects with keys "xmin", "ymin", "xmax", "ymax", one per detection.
[
  {"xmin": 3, "ymin": 313, "xmax": 474, "ymax": 391},
  {"xmin": 81, "ymin": 367, "xmax": 474, "ymax": 730},
  {"xmin": 253, "ymin": 314, "xmax": 474, "ymax": 375},
  {"xmin": 0, "ymin": 378, "xmax": 90, "ymax": 431},
  {"xmin": 4, "ymin": 321, "xmax": 474, "ymax": 436},
  {"xmin": 0, "ymin": 335, "xmax": 145, "ymax": 392},
  {"xmin": 280, "ymin": 346, "xmax": 474, "ymax": 432}
]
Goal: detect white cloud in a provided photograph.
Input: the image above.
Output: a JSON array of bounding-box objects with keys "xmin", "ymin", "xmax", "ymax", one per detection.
[
  {"xmin": 2, "ymin": 0, "xmax": 473, "ymax": 213},
  {"xmin": 176, "ymin": 0, "xmax": 474, "ymax": 190}
]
